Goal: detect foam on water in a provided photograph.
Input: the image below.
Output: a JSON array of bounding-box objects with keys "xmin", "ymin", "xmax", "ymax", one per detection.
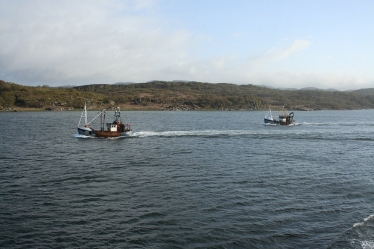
[
  {"xmin": 73, "ymin": 134, "xmax": 93, "ymax": 138},
  {"xmin": 73, "ymin": 126, "xmax": 374, "ymax": 142},
  {"xmin": 132, "ymin": 130, "xmax": 240, "ymax": 137},
  {"xmin": 361, "ymin": 241, "xmax": 374, "ymax": 249},
  {"xmin": 303, "ymin": 121, "xmax": 374, "ymax": 127},
  {"xmin": 329, "ymin": 215, "xmax": 374, "ymax": 249},
  {"xmin": 132, "ymin": 129, "xmax": 293, "ymax": 138}
]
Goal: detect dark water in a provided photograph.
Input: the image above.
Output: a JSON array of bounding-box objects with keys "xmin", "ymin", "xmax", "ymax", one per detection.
[{"xmin": 1, "ymin": 110, "xmax": 374, "ymax": 248}]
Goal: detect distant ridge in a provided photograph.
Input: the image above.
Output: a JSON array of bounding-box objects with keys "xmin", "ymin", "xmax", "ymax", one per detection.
[
  {"xmin": 57, "ymin": 82, "xmax": 354, "ymax": 92},
  {"xmin": 352, "ymin": 88, "xmax": 374, "ymax": 95},
  {"xmin": 2, "ymin": 79, "xmax": 374, "ymax": 111}
]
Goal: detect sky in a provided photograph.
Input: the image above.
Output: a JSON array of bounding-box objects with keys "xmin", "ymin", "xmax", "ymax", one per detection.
[{"xmin": 1, "ymin": 0, "xmax": 373, "ymax": 90}]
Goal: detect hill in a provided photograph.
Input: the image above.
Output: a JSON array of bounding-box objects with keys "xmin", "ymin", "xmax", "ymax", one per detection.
[
  {"xmin": 1, "ymin": 79, "xmax": 374, "ymax": 111},
  {"xmin": 352, "ymin": 88, "xmax": 374, "ymax": 95}
]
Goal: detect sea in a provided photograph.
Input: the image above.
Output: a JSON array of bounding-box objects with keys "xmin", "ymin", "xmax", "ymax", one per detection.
[{"xmin": 1, "ymin": 109, "xmax": 374, "ymax": 249}]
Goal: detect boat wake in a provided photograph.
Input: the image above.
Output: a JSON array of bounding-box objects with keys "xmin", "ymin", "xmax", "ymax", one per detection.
[
  {"xmin": 302, "ymin": 121, "xmax": 374, "ymax": 126},
  {"xmin": 328, "ymin": 215, "xmax": 374, "ymax": 249},
  {"xmin": 132, "ymin": 129, "xmax": 295, "ymax": 138},
  {"xmin": 74, "ymin": 134, "xmax": 94, "ymax": 139},
  {"xmin": 75, "ymin": 130, "xmax": 304, "ymax": 139},
  {"xmin": 75, "ymin": 128, "xmax": 374, "ymax": 141},
  {"xmin": 134, "ymin": 130, "xmax": 271, "ymax": 137}
]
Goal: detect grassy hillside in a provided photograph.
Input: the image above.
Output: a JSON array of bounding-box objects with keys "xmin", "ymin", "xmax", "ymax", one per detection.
[
  {"xmin": 352, "ymin": 88, "xmax": 374, "ymax": 95},
  {"xmin": 1, "ymin": 79, "xmax": 374, "ymax": 111},
  {"xmin": 0, "ymin": 80, "xmax": 105, "ymax": 111}
]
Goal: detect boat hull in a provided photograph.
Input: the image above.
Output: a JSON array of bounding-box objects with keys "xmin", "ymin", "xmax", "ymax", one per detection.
[
  {"xmin": 94, "ymin": 130, "xmax": 132, "ymax": 138},
  {"xmin": 77, "ymin": 127, "xmax": 93, "ymax": 136},
  {"xmin": 264, "ymin": 118, "xmax": 278, "ymax": 124},
  {"xmin": 95, "ymin": 131, "xmax": 120, "ymax": 137}
]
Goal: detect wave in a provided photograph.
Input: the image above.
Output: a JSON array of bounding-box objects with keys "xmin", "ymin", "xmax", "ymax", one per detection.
[
  {"xmin": 73, "ymin": 128, "xmax": 374, "ymax": 141},
  {"xmin": 74, "ymin": 127, "xmax": 374, "ymax": 141},
  {"xmin": 73, "ymin": 134, "xmax": 93, "ymax": 139},
  {"xmin": 73, "ymin": 130, "xmax": 309, "ymax": 139},
  {"xmin": 132, "ymin": 130, "xmax": 251, "ymax": 138},
  {"xmin": 131, "ymin": 129, "xmax": 322, "ymax": 138},
  {"xmin": 302, "ymin": 121, "xmax": 374, "ymax": 127},
  {"xmin": 328, "ymin": 215, "xmax": 374, "ymax": 249}
]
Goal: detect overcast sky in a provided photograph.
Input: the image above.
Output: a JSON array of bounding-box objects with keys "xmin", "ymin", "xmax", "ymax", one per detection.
[{"xmin": 1, "ymin": 0, "xmax": 373, "ymax": 90}]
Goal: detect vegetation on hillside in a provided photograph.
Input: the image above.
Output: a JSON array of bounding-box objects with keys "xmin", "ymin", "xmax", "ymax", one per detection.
[
  {"xmin": 1, "ymin": 79, "xmax": 374, "ymax": 111},
  {"xmin": 0, "ymin": 80, "xmax": 105, "ymax": 110},
  {"xmin": 352, "ymin": 88, "xmax": 374, "ymax": 95}
]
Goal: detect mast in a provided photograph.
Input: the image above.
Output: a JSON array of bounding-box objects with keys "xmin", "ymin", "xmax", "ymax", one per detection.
[
  {"xmin": 78, "ymin": 102, "xmax": 88, "ymax": 127},
  {"xmin": 100, "ymin": 110, "xmax": 106, "ymax": 131},
  {"xmin": 268, "ymin": 106, "xmax": 272, "ymax": 119},
  {"xmin": 84, "ymin": 102, "xmax": 87, "ymax": 125},
  {"xmin": 114, "ymin": 107, "xmax": 121, "ymax": 122}
]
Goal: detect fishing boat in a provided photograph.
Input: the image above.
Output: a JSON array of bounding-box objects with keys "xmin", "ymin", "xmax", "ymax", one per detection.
[
  {"xmin": 264, "ymin": 106, "xmax": 295, "ymax": 126},
  {"xmin": 94, "ymin": 107, "xmax": 132, "ymax": 138},
  {"xmin": 77, "ymin": 103, "xmax": 132, "ymax": 137}
]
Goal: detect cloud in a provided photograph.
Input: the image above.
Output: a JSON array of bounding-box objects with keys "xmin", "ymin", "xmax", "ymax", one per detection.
[
  {"xmin": 0, "ymin": 1, "xmax": 372, "ymax": 90},
  {"xmin": 247, "ymin": 39, "xmax": 310, "ymax": 67},
  {"xmin": 0, "ymin": 0, "xmax": 190, "ymax": 85},
  {"xmin": 271, "ymin": 39, "xmax": 310, "ymax": 60},
  {"xmin": 1, "ymin": 1, "xmax": 313, "ymax": 87}
]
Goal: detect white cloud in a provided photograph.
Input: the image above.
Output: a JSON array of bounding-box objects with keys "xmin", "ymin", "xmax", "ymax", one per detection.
[
  {"xmin": 0, "ymin": 1, "xmax": 372, "ymax": 90},
  {"xmin": 0, "ymin": 0, "xmax": 190, "ymax": 85},
  {"xmin": 276, "ymin": 39, "xmax": 310, "ymax": 59},
  {"xmin": 247, "ymin": 39, "xmax": 310, "ymax": 66}
]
